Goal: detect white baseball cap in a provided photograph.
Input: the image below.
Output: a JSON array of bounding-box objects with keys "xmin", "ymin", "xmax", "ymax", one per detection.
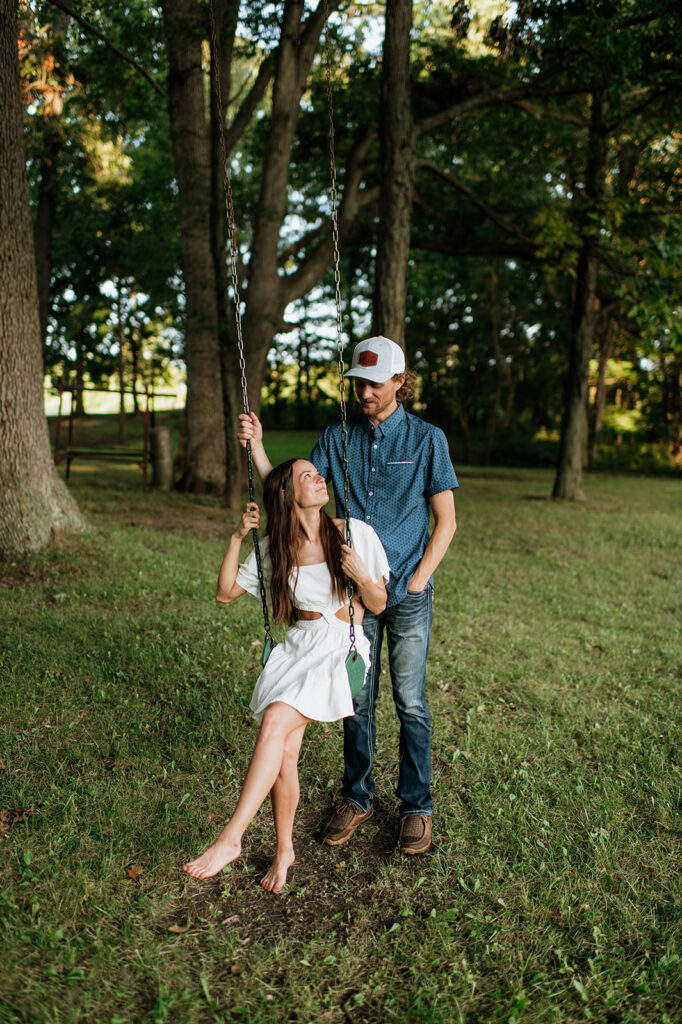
[{"xmin": 344, "ymin": 336, "xmax": 406, "ymax": 383}]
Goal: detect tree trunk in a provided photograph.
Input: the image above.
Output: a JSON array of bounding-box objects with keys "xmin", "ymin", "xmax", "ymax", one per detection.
[
  {"xmin": 0, "ymin": 0, "xmax": 87, "ymax": 557},
  {"xmin": 372, "ymin": 0, "xmax": 414, "ymax": 349},
  {"xmin": 553, "ymin": 91, "xmax": 608, "ymax": 501},
  {"xmin": 128, "ymin": 286, "xmax": 140, "ymax": 415},
  {"xmin": 485, "ymin": 259, "xmax": 505, "ymax": 464},
  {"xmin": 209, "ymin": 0, "xmax": 242, "ymax": 508},
  {"xmin": 452, "ymin": 382, "xmax": 471, "ymax": 464},
  {"xmin": 590, "ymin": 314, "xmax": 615, "ymax": 465},
  {"xmin": 162, "ymin": 0, "xmax": 226, "ymax": 493},
  {"xmin": 73, "ymin": 279, "xmax": 87, "ymax": 416},
  {"xmin": 240, "ymin": 0, "xmax": 332, "ymax": 413},
  {"xmin": 74, "ymin": 335, "xmax": 86, "ymax": 416},
  {"xmin": 116, "ymin": 283, "xmax": 128, "ymax": 443},
  {"xmin": 33, "ymin": 7, "xmax": 70, "ymax": 352}
]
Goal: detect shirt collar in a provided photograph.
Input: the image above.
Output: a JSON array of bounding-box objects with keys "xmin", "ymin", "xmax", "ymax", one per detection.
[{"xmin": 365, "ymin": 402, "xmax": 405, "ymax": 439}]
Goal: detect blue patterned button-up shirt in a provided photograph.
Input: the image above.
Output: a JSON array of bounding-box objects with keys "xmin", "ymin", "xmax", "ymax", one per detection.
[{"xmin": 311, "ymin": 404, "xmax": 458, "ymax": 607}]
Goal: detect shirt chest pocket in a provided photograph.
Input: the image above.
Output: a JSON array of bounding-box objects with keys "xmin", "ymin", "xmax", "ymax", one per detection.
[{"xmin": 381, "ymin": 460, "xmax": 420, "ymax": 495}]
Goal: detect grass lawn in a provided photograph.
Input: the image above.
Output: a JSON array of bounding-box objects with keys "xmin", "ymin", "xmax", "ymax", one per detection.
[{"xmin": 1, "ymin": 444, "xmax": 681, "ymax": 1024}]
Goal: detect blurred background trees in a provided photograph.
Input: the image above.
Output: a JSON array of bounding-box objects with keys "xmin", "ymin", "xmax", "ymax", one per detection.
[{"xmin": 15, "ymin": 0, "xmax": 682, "ymax": 505}]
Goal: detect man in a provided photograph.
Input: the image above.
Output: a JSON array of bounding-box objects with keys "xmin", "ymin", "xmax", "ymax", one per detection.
[{"xmin": 239, "ymin": 336, "xmax": 458, "ymax": 854}]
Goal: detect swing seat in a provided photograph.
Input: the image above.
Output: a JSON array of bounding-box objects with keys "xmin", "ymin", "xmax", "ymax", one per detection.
[
  {"xmin": 262, "ymin": 635, "xmax": 277, "ymax": 667},
  {"xmin": 345, "ymin": 650, "xmax": 366, "ymax": 698}
]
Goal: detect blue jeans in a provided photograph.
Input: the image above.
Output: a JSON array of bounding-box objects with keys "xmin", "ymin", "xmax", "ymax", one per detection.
[{"xmin": 342, "ymin": 584, "xmax": 434, "ymax": 817}]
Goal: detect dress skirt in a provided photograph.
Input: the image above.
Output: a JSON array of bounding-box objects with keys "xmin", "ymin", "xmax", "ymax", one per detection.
[{"xmin": 249, "ymin": 617, "xmax": 370, "ymax": 724}]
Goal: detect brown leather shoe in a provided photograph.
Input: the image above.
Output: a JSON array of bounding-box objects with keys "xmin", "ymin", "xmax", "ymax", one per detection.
[
  {"xmin": 399, "ymin": 814, "xmax": 432, "ymax": 855},
  {"xmin": 323, "ymin": 802, "xmax": 374, "ymax": 846}
]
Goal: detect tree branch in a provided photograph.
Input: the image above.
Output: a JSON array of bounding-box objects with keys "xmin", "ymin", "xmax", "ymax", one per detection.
[
  {"xmin": 224, "ymin": 55, "xmax": 275, "ymax": 155},
  {"xmin": 513, "ymin": 99, "xmax": 588, "ymax": 127},
  {"xmin": 411, "ymin": 236, "xmax": 540, "ymax": 260},
  {"xmin": 614, "ymin": 2, "xmax": 680, "ymax": 30},
  {"xmin": 297, "ymin": 0, "xmax": 344, "ymax": 78},
  {"xmin": 45, "ymin": 0, "xmax": 166, "ymax": 97},
  {"xmin": 416, "ymin": 159, "xmax": 538, "ymax": 251},
  {"xmin": 416, "ymin": 80, "xmax": 602, "ymax": 136},
  {"xmin": 279, "ymin": 125, "xmax": 378, "ymax": 305}
]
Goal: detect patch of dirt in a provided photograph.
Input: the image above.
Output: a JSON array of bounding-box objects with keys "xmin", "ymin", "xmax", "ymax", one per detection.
[
  {"xmin": 98, "ymin": 496, "xmax": 233, "ymax": 540},
  {"xmin": 167, "ymin": 802, "xmax": 433, "ymax": 947},
  {"xmin": 0, "ymin": 558, "xmax": 85, "ymax": 589}
]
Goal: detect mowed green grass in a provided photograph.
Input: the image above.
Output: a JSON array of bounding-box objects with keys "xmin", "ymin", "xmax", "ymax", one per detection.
[{"xmin": 0, "ymin": 451, "xmax": 680, "ymax": 1024}]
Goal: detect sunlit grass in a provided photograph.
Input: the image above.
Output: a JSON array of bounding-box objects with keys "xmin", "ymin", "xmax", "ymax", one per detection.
[{"xmin": 1, "ymin": 456, "xmax": 680, "ymax": 1023}]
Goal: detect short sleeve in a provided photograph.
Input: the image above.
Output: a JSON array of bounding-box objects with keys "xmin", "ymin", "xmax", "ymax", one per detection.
[
  {"xmin": 426, "ymin": 428, "xmax": 458, "ymax": 496},
  {"xmin": 350, "ymin": 520, "xmax": 390, "ymax": 584},
  {"xmin": 310, "ymin": 428, "xmax": 331, "ymax": 481},
  {"xmin": 235, "ymin": 539, "xmax": 271, "ymax": 598}
]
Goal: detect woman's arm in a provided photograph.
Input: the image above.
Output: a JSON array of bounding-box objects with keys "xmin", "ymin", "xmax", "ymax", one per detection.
[
  {"xmin": 216, "ymin": 503, "xmax": 260, "ymax": 604},
  {"xmin": 340, "ymin": 544, "xmax": 388, "ymax": 614},
  {"xmin": 237, "ymin": 413, "xmax": 274, "ymax": 480}
]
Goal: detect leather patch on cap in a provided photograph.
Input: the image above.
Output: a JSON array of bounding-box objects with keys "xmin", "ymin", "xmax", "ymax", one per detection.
[{"xmin": 358, "ymin": 351, "xmax": 378, "ymax": 366}]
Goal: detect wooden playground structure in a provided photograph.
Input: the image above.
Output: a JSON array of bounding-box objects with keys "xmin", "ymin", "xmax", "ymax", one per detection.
[{"xmin": 52, "ymin": 378, "xmax": 175, "ymax": 484}]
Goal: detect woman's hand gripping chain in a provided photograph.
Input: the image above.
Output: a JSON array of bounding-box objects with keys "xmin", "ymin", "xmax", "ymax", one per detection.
[{"xmin": 235, "ymin": 502, "xmax": 260, "ymax": 541}]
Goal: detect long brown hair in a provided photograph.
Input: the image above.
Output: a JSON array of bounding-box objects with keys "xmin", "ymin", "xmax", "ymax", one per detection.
[{"xmin": 263, "ymin": 459, "xmax": 347, "ymax": 624}]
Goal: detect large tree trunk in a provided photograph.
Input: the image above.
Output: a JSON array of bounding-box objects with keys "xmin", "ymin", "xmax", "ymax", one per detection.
[
  {"xmin": 0, "ymin": 0, "xmax": 87, "ymax": 557},
  {"xmin": 371, "ymin": 0, "xmax": 414, "ymax": 349},
  {"xmin": 239, "ymin": 0, "xmax": 337, "ymax": 415},
  {"xmin": 553, "ymin": 92, "xmax": 608, "ymax": 501},
  {"xmin": 209, "ymin": 0, "xmax": 242, "ymax": 509},
  {"xmin": 162, "ymin": 0, "xmax": 226, "ymax": 493}
]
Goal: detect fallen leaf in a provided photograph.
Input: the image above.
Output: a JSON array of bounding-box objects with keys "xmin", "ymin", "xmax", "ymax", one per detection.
[
  {"xmin": 167, "ymin": 921, "xmax": 190, "ymax": 934},
  {"xmin": 0, "ymin": 806, "xmax": 35, "ymax": 838},
  {"xmin": 230, "ymin": 965, "xmax": 242, "ymax": 975},
  {"xmin": 126, "ymin": 864, "xmax": 144, "ymax": 880}
]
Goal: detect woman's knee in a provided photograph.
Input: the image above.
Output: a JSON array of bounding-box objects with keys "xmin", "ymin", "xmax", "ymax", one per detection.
[
  {"xmin": 278, "ymin": 747, "xmax": 299, "ymax": 781},
  {"xmin": 260, "ymin": 703, "xmax": 305, "ymax": 743},
  {"xmin": 259, "ymin": 704, "xmax": 289, "ymax": 741}
]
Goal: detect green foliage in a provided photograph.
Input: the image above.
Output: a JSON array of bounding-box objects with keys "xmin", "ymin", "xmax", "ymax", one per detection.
[
  {"xmin": 1, "ymin": 457, "xmax": 681, "ymax": 1021},
  {"xmin": 19, "ymin": 0, "xmax": 682, "ymax": 464}
]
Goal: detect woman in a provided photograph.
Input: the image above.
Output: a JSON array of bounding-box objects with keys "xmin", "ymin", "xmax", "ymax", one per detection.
[{"xmin": 183, "ymin": 459, "xmax": 389, "ymax": 892}]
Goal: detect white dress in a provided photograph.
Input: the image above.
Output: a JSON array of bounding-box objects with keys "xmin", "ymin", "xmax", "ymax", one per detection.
[{"xmin": 236, "ymin": 519, "xmax": 390, "ymax": 723}]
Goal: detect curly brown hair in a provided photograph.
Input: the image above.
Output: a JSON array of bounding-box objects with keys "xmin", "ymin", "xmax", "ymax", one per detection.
[{"xmin": 394, "ymin": 368, "xmax": 417, "ymax": 403}]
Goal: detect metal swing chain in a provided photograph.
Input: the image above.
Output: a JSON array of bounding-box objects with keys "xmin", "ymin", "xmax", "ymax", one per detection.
[
  {"xmin": 208, "ymin": 0, "xmax": 274, "ymax": 652},
  {"xmin": 323, "ymin": 0, "xmax": 357, "ymax": 655}
]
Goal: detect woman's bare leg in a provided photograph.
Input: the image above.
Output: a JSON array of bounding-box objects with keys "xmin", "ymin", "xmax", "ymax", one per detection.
[
  {"xmin": 183, "ymin": 703, "xmax": 309, "ymax": 879},
  {"xmin": 261, "ymin": 722, "xmax": 306, "ymax": 893}
]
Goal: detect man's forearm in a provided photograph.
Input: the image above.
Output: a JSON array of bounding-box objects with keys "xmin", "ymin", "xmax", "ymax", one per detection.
[
  {"xmin": 410, "ymin": 524, "xmax": 455, "ymax": 590},
  {"xmin": 409, "ymin": 494, "xmax": 457, "ymax": 591}
]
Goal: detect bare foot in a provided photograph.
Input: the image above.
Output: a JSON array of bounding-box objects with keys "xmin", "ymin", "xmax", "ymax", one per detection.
[
  {"xmin": 261, "ymin": 849, "xmax": 295, "ymax": 894},
  {"xmin": 183, "ymin": 836, "xmax": 242, "ymax": 879}
]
